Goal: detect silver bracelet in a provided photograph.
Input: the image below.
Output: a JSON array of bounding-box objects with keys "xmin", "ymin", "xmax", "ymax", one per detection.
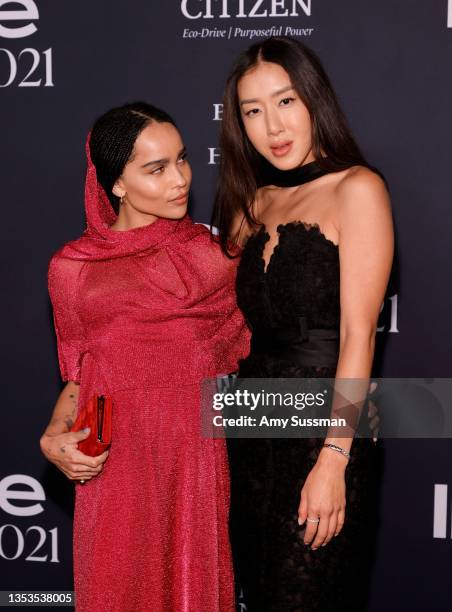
[{"xmin": 323, "ymin": 443, "xmax": 351, "ymax": 460}]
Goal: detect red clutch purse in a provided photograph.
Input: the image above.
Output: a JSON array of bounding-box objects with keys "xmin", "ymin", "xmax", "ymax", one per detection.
[{"xmin": 70, "ymin": 395, "xmax": 112, "ymax": 456}]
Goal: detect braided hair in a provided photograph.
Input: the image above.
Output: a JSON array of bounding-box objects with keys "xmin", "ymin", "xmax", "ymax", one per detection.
[{"xmin": 89, "ymin": 102, "xmax": 177, "ymax": 214}]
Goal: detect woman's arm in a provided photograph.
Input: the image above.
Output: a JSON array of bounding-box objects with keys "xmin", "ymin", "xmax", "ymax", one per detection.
[
  {"xmin": 321, "ymin": 168, "xmax": 393, "ymax": 450},
  {"xmin": 42, "ymin": 380, "xmax": 79, "ymax": 436},
  {"xmin": 40, "ymin": 381, "xmax": 109, "ymax": 482},
  {"xmin": 299, "ymin": 167, "xmax": 394, "ymax": 549}
]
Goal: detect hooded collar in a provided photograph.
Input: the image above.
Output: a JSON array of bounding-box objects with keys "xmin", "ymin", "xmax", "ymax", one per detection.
[{"xmin": 58, "ymin": 134, "xmax": 193, "ymax": 261}]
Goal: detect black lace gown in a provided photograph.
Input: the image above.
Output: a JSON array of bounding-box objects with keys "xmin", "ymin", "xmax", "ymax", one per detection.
[{"xmin": 227, "ymin": 220, "xmax": 378, "ymax": 612}]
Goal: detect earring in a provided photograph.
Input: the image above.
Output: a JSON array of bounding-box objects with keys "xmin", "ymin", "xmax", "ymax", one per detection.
[{"xmin": 120, "ymin": 194, "xmax": 125, "ymax": 205}]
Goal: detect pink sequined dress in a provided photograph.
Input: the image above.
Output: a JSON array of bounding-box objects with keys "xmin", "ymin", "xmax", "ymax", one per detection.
[{"xmin": 47, "ymin": 140, "xmax": 249, "ymax": 611}]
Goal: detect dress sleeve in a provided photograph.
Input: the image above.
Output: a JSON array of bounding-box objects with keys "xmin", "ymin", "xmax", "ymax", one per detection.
[{"xmin": 48, "ymin": 255, "xmax": 85, "ymax": 383}]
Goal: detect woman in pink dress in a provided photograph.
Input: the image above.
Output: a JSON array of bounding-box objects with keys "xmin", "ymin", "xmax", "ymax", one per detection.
[{"xmin": 40, "ymin": 102, "xmax": 248, "ymax": 611}]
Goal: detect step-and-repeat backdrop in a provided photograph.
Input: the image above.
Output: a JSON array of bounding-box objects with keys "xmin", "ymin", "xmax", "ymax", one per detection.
[{"xmin": 1, "ymin": 1, "xmax": 451, "ymax": 610}]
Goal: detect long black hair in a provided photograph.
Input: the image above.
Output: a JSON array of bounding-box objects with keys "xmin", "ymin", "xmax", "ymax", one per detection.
[
  {"xmin": 212, "ymin": 37, "xmax": 372, "ymax": 256},
  {"xmin": 89, "ymin": 102, "xmax": 177, "ymax": 214}
]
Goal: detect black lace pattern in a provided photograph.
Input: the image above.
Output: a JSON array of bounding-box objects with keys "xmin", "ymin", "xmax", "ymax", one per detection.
[{"xmin": 228, "ymin": 222, "xmax": 378, "ymax": 612}]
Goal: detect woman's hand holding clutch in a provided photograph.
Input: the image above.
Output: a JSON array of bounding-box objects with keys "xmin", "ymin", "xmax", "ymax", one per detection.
[{"xmin": 40, "ymin": 428, "xmax": 109, "ymax": 483}]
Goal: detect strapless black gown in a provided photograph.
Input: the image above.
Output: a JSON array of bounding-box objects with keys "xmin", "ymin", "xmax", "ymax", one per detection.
[{"xmin": 227, "ymin": 221, "xmax": 378, "ymax": 612}]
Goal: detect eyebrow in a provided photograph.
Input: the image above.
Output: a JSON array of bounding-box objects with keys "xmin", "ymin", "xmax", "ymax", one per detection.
[
  {"xmin": 240, "ymin": 85, "xmax": 294, "ymax": 106},
  {"xmin": 141, "ymin": 146, "xmax": 186, "ymax": 168}
]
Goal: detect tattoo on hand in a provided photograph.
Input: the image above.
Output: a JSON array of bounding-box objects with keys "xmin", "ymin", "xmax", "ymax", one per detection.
[{"xmin": 60, "ymin": 446, "xmax": 66, "ymax": 454}]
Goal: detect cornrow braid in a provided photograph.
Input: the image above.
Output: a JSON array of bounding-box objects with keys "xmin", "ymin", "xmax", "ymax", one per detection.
[{"xmin": 89, "ymin": 102, "xmax": 177, "ymax": 214}]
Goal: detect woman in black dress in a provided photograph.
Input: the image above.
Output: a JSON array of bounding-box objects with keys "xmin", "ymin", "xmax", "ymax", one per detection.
[{"xmin": 212, "ymin": 37, "xmax": 394, "ymax": 611}]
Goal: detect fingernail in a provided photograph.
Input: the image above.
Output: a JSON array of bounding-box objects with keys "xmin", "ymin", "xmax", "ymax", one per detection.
[
  {"xmin": 83, "ymin": 427, "xmax": 90, "ymax": 433},
  {"xmin": 297, "ymin": 517, "xmax": 302, "ymax": 525}
]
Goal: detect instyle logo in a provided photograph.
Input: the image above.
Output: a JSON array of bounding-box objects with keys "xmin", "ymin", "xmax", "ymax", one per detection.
[
  {"xmin": 0, "ymin": 0, "xmax": 53, "ymax": 88},
  {"xmin": 181, "ymin": 0, "xmax": 312, "ymax": 19},
  {"xmin": 0, "ymin": 474, "xmax": 60, "ymax": 562},
  {"xmin": 449, "ymin": 0, "xmax": 452, "ymax": 27},
  {"xmin": 0, "ymin": 474, "xmax": 44, "ymax": 516},
  {"xmin": 0, "ymin": 0, "xmax": 38, "ymax": 39}
]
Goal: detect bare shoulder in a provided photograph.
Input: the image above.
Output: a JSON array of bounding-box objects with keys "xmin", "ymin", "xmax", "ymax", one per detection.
[
  {"xmin": 336, "ymin": 166, "xmax": 389, "ymax": 206},
  {"xmin": 334, "ymin": 166, "xmax": 391, "ymax": 226}
]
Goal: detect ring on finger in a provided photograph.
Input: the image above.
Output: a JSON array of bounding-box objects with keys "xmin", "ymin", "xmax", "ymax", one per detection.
[{"xmin": 306, "ymin": 517, "xmax": 320, "ymax": 523}]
